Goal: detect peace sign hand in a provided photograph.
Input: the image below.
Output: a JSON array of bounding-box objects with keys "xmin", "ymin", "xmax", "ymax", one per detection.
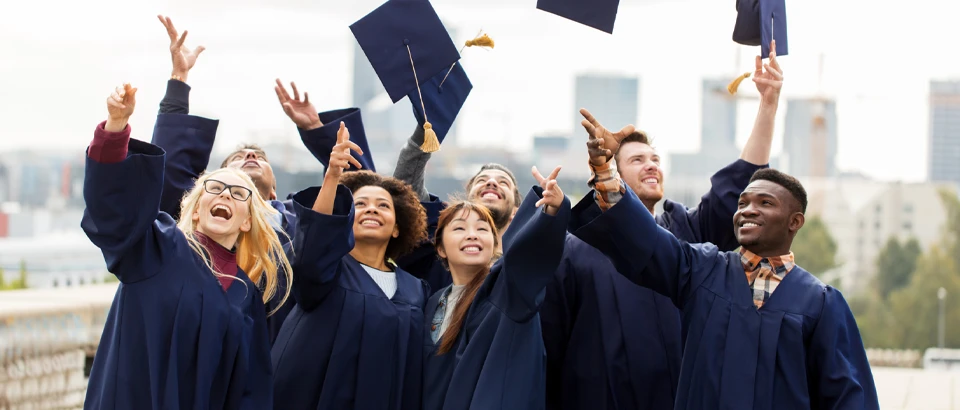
[
  {"xmin": 325, "ymin": 122, "xmax": 364, "ymax": 181},
  {"xmin": 532, "ymin": 165, "xmax": 564, "ymax": 216}
]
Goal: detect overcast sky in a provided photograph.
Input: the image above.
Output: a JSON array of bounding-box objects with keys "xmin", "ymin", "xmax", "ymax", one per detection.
[{"xmin": 1, "ymin": 0, "xmax": 959, "ymax": 182}]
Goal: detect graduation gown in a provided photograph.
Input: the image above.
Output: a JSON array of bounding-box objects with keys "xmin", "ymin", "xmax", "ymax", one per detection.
[
  {"xmin": 396, "ymin": 194, "xmax": 450, "ymax": 293},
  {"xmin": 541, "ymin": 159, "xmax": 764, "ymax": 410},
  {"xmin": 81, "ymin": 137, "xmax": 272, "ymax": 409},
  {"xmin": 150, "ymin": 113, "xmax": 322, "ymax": 344},
  {"xmin": 423, "ymin": 187, "xmax": 570, "ymax": 410},
  {"xmin": 571, "ymin": 185, "xmax": 880, "ymax": 409},
  {"xmin": 270, "ymin": 185, "xmax": 428, "ymax": 410}
]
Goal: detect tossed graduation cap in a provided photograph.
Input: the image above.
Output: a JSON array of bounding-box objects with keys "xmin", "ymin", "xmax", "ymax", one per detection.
[
  {"xmin": 536, "ymin": 0, "xmax": 620, "ymax": 34},
  {"xmin": 732, "ymin": 0, "xmax": 788, "ymax": 58},
  {"xmin": 408, "ymin": 62, "xmax": 473, "ymax": 151},
  {"xmin": 405, "ymin": 30, "xmax": 489, "ymax": 152},
  {"xmin": 727, "ymin": 0, "xmax": 788, "ymax": 94},
  {"xmin": 350, "ymin": 0, "xmax": 462, "ymax": 153},
  {"xmin": 301, "ymin": 108, "xmax": 377, "ymax": 173}
]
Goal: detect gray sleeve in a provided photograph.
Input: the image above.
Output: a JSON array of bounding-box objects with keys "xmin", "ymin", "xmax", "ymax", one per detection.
[{"xmin": 393, "ymin": 126, "xmax": 432, "ymax": 202}]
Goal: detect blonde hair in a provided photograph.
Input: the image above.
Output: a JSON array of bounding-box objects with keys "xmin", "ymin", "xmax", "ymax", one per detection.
[{"xmin": 176, "ymin": 167, "xmax": 293, "ymax": 316}]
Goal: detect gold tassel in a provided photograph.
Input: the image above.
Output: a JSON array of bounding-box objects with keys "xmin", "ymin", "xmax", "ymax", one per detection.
[
  {"xmin": 464, "ymin": 33, "xmax": 495, "ymax": 49},
  {"xmin": 421, "ymin": 122, "xmax": 441, "ymax": 153},
  {"xmin": 727, "ymin": 72, "xmax": 751, "ymax": 94}
]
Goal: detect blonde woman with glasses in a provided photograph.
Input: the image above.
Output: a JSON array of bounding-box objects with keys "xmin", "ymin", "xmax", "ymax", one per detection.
[{"xmin": 81, "ymin": 83, "xmax": 292, "ymax": 409}]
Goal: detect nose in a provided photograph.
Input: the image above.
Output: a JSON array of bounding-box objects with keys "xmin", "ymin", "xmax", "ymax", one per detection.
[
  {"xmin": 361, "ymin": 204, "xmax": 379, "ymax": 214},
  {"xmin": 642, "ymin": 159, "xmax": 659, "ymax": 173},
  {"xmin": 484, "ymin": 179, "xmax": 499, "ymax": 189},
  {"xmin": 740, "ymin": 203, "xmax": 760, "ymax": 217},
  {"xmin": 465, "ymin": 230, "xmax": 479, "ymax": 241},
  {"xmin": 244, "ymin": 150, "xmax": 259, "ymax": 161}
]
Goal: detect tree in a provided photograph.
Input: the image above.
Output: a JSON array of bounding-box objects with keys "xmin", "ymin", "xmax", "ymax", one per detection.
[
  {"xmin": 0, "ymin": 267, "xmax": 5, "ymax": 289},
  {"xmin": 886, "ymin": 245, "xmax": 960, "ymax": 349},
  {"xmin": 875, "ymin": 237, "xmax": 922, "ymax": 298},
  {"xmin": 790, "ymin": 215, "xmax": 840, "ymax": 278}
]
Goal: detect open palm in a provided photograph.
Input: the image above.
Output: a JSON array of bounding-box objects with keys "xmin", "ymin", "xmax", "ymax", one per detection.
[
  {"xmin": 159, "ymin": 15, "xmax": 205, "ymax": 78},
  {"xmin": 275, "ymin": 79, "xmax": 322, "ymax": 130}
]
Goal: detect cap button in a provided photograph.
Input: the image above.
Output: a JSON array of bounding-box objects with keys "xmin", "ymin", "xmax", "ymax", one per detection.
[{"xmin": 403, "ymin": 38, "xmax": 410, "ymax": 45}]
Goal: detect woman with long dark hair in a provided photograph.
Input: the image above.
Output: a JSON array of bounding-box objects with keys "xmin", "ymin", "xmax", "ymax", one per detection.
[{"xmin": 423, "ymin": 166, "xmax": 570, "ymax": 409}]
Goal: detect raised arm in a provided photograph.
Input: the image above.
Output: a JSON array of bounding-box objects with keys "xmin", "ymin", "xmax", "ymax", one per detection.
[
  {"xmin": 740, "ymin": 40, "xmax": 782, "ymax": 166},
  {"xmin": 81, "ymin": 84, "xmax": 174, "ymax": 284},
  {"xmin": 490, "ymin": 167, "xmax": 571, "ymax": 323},
  {"xmin": 571, "ymin": 131, "xmax": 719, "ymax": 308},
  {"xmin": 807, "ymin": 287, "xmax": 880, "ymax": 409},
  {"xmin": 151, "ymin": 15, "xmax": 218, "ymax": 220},
  {"xmin": 274, "ymin": 80, "xmax": 376, "ymax": 173},
  {"xmin": 289, "ymin": 122, "xmax": 364, "ymax": 310},
  {"xmin": 393, "ymin": 125, "xmax": 431, "ymax": 201}
]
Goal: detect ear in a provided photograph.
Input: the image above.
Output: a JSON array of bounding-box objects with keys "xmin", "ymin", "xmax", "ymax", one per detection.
[
  {"xmin": 240, "ymin": 215, "xmax": 252, "ymax": 233},
  {"xmin": 511, "ymin": 207, "xmax": 518, "ymax": 218},
  {"xmin": 392, "ymin": 224, "xmax": 400, "ymax": 238},
  {"xmin": 269, "ymin": 188, "xmax": 277, "ymax": 201},
  {"xmin": 436, "ymin": 243, "xmax": 447, "ymax": 260},
  {"xmin": 789, "ymin": 212, "xmax": 805, "ymax": 233},
  {"xmin": 192, "ymin": 209, "xmax": 200, "ymax": 223}
]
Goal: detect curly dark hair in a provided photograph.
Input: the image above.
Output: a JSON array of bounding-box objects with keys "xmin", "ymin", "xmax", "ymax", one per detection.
[
  {"xmin": 339, "ymin": 171, "xmax": 427, "ymax": 261},
  {"xmin": 749, "ymin": 168, "xmax": 808, "ymax": 214}
]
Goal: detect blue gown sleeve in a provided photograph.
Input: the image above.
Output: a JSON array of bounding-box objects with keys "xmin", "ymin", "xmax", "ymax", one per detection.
[
  {"xmin": 807, "ymin": 287, "xmax": 880, "ymax": 409},
  {"xmin": 660, "ymin": 159, "xmax": 765, "ymax": 251},
  {"xmin": 298, "ymin": 109, "xmax": 377, "ymax": 173},
  {"xmin": 570, "ymin": 185, "xmax": 722, "ymax": 309},
  {"xmin": 491, "ymin": 186, "xmax": 571, "ymax": 323},
  {"xmin": 81, "ymin": 138, "xmax": 175, "ymax": 284},
  {"xmin": 150, "ymin": 114, "xmax": 219, "ymax": 220},
  {"xmin": 288, "ymin": 185, "xmax": 356, "ymax": 311}
]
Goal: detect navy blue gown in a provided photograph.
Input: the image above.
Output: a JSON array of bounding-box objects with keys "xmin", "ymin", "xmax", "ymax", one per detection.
[
  {"xmin": 82, "ymin": 135, "xmax": 272, "ymax": 409},
  {"xmin": 395, "ymin": 194, "xmax": 449, "ymax": 293},
  {"xmin": 270, "ymin": 185, "xmax": 428, "ymax": 410},
  {"xmin": 540, "ymin": 159, "xmax": 765, "ymax": 410},
  {"xmin": 571, "ymin": 185, "xmax": 880, "ymax": 409},
  {"xmin": 423, "ymin": 186, "xmax": 570, "ymax": 410},
  {"xmin": 149, "ymin": 114, "xmax": 357, "ymax": 344}
]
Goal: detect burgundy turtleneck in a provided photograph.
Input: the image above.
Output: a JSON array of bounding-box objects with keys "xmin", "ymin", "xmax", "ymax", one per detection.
[{"xmin": 194, "ymin": 232, "xmax": 240, "ymax": 291}]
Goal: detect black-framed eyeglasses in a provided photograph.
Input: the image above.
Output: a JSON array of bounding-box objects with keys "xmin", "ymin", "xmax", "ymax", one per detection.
[{"xmin": 204, "ymin": 179, "xmax": 252, "ymax": 201}]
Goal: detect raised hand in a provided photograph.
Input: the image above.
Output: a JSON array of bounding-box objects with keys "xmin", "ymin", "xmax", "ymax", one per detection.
[
  {"xmin": 158, "ymin": 15, "xmax": 205, "ymax": 82},
  {"xmin": 532, "ymin": 166, "xmax": 564, "ymax": 216},
  {"xmin": 105, "ymin": 83, "xmax": 138, "ymax": 132},
  {"xmin": 586, "ymin": 130, "xmax": 613, "ymax": 167},
  {"xmin": 275, "ymin": 79, "xmax": 322, "ymax": 130},
  {"xmin": 580, "ymin": 108, "xmax": 635, "ymax": 158},
  {"xmin": 753, "ymin": 39, "xmax": 783, "ymax": 106},
  {"xmin": 325, "ymin": 122, "xmax": 364, "ymax": 181}
]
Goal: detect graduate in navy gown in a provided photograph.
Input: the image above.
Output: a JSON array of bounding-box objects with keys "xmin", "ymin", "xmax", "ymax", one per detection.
[
  {"xmin": 82, "ymin": 83, "xmax": 293, "ymax": 409},
  {"xmin": 146, "ymin": 16, "xmax": 380, "ymax": 342},
  {"xmin": 571, "ymin": 128, "xmax": 880, "ymax": 408},
  {"xmin": 423, "ymin": 166, "xmax": 570, "ymax": 410},
  {"xmin": 270, "ymin": 122, "xmax": 429, "ymax": 410}
]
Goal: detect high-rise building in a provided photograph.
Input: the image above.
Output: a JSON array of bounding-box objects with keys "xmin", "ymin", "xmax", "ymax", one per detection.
[{"xmin": 928, "ymin": 80, "xmax": 960, "ymax": 186}]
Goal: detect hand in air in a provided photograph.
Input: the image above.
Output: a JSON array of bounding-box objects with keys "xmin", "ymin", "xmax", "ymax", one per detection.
[
  {"xmin": 275, "ymin": 79, "xmax": 322, "ymax": 130},
  {"xmin": 580, "ymin": 108, "xmax": 635, "ymax": 160},
  {"xmin": 325, "ymin": 122, "xmax": 364, "ymax": 181},
  {"xmin": 532, "ymin": 165, "xmax": 564, "ymax": 216},
  {"xmin": 158, "ymin": 15, "xmax": 205, "ymax": 81}
]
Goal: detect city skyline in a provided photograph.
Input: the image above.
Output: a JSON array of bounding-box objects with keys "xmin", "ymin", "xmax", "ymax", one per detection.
[{"xmin": 2, "ymin": 0, "xmax": 960, "ymax": 184}]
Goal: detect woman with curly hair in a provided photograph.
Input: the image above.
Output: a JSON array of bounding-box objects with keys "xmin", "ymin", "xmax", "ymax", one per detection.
[{"xmin": 271, "ymin": 122, "xmax": 430, "ymax": 410}]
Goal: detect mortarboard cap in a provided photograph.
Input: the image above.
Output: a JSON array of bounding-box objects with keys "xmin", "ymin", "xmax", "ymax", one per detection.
[
  {"xmin": 301, "ymin": 108, "xmax": 377, "ymax": 173},
  {"xmin": 536, "ymin": 0, "xmax": 620, "ymax": 34},
  {"xmin": 350, "ymin": 0, "xmax": 461, "ymax": 103},
  {"xmin": 408, "ymin": 62, "xmax": 473, "ymax": 150},
  {"xmin": 733, "ymin": 0, "xmax": 788, "ymax": 58}
]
